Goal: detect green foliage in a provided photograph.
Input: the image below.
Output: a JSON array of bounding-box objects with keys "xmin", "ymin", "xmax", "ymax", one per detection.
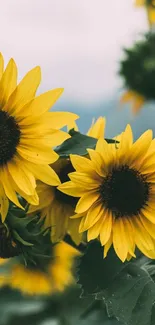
[
  {"xmin": 0, "ymin": 287, "xmax": 120, "ymax": 325},
  {"xmin": 1, "ymin": 202, "xmax": 53, "ymax": 267},
  {"xmin": 55, "ymin": 129, "xmax": 117, "ymax": 157},
  {"xmin": 78, "ymin": 241, "xmax": 155, "ymax": 325},
  {"xmin": 120, "ymin": 32, "xmax": 155, "ymax": 99}
]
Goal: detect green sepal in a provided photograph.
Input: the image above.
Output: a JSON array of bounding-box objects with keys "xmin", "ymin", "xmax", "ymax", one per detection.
[
  {"xmin": 12, "ymin": 230, "xmax": 33, "ymax": 247},
  {"xmin": 55, "ymin": 129, "xmax": 118, "ymax": 157}
]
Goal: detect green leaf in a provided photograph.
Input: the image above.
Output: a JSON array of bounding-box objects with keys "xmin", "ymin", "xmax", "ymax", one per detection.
[
  {"xmin": 55, "ymin": 129, "xmax": 118, "ymax": 157},
  {"xmin": 103, "ymin": 264, "xmax": 155, "ymax": 325},
  {"xmin": 78, "ymin": 240, "xmax": 155, "ymax": 325},
  {"xmin": 77, "ymin": 241, "xmax": 127, "ymax": 296}
]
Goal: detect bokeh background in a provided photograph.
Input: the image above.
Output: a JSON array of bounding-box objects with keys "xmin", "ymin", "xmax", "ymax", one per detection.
[
  {"xmin": 0, "ymin": 1, "xmax": 151, "ymax": 324},
  {"xmin": 0, "ymin": 0, "xmax": 151, "ymax": 138}
]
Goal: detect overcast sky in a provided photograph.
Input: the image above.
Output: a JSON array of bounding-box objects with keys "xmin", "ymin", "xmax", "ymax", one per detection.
[{"xmin": 0, "ymin": 0, "xmax": 147, "ymax": 103}]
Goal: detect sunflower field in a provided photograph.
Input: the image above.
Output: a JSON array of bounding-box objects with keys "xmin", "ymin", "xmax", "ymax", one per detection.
[{"xmin": 1, "ymin": 2, "xmax": 155, "ymax": 325}]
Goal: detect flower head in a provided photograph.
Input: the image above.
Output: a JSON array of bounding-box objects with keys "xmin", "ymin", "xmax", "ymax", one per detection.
[
  {"xmin": 120, "ymin": 33, "xmax": 155, "ymax": 114},
  {"xmin": 0, "ymin": 242, "xmax": 79, "ymax": 295},
  {"xmin": 59, "ymin": 125, "xmax": 155, "ymax": 262},
  {"xmin": 0, "ymin": 54, "xmax": 78, "ymax": 221},
  {"xmin": 28, "ymin": 158, "xmax": 81, "ymax": 244}
]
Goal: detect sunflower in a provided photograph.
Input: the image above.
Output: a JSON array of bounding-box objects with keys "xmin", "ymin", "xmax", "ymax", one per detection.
[
  {"xmin": 58, "ymin": 125, "xmax": 155, "ymax": 262},
  {"xmin": 135, "ymin": 0, "xmax": 155, "ymax": 25},
  {"xmin": 0, "ymin": 54, "xmax": 78, "ymax": 221},
  {"xmin": 0, "ymin": 242, "xmax": 79, "ymax": 295},
  {"xmin": 28, "ymin": 159, "xmax": 81, "ymax": 244},
  {"xmin": 28, "ymin": 117, "xmax": 106, "ymax": 245},
  {"xmin": 120, "ymin": 33, "xmax": 155, "ymax": 114}
]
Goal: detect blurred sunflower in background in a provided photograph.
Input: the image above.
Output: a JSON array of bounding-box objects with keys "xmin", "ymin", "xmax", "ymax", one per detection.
[
  {"xmin": 28, "ymin": 117, "xmax": 106, "ymax": 245},
  {"xmin": 0, "ymin": 53, "xmax": 78, "ymax": 221},
  {"xmin": 135, "ymin": 0, "xmax": 155, "ymax": 25},
  {"xmin": 0, "ymin": 242, "xmax": 79, "ymax": 296},
  {"xmin": 120, "ymin": 33, "xmax": 155, "ymax": 114},
  {"xmin": 28, "ymin": 159, "xmax": 81, "ymax": 245},
  {"xmin": 59, "ymin": 125, "xmax": 155, "ymax": 262}
]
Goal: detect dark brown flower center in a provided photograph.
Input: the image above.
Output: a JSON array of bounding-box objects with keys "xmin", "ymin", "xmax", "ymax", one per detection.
[
  {"xmin": 0, "ymin": 111, "xmax": 21, "ymax": 166},
  {"xmin": 55, "ymin": 161, "xmax": 78, "ymax": 206},
  {"xmin": 100, "ymin": 165, "xmax": 150, "ymax": 218}
]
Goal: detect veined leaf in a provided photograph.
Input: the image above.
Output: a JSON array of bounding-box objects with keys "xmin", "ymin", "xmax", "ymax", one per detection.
[
  {"xmin": 77, "ymin": 240, "xmax": 155, "ymax": 325},
  {"xmin": 55, "ymin": 129, "xmax": 118, "ymax": 157}
]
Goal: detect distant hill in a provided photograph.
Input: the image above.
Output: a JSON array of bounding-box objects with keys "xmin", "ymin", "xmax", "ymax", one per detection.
[{"xmin": 53, "ymin": 94, "xmax": 155, "ymax": 139}]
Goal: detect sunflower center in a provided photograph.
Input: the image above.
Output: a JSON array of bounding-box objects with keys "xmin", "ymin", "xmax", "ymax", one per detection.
[
  {"xmin": 55, "ymin": 162, "xmax": 78, "ymax": 206},
  {"xmin": 100, "ymin": 165, "xmax": 150, "ymax": 218},
  {"xmin": 0, "ymin": 111, "xmax": 21, "ymax": 166}
]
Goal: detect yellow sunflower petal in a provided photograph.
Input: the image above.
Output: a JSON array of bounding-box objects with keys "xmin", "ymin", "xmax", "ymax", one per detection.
[
  {"xmin": 18, "ymin": 189, "xmax": 39, "ymax": 206},
  {"xmin": 75, "ymin": 192, "xmax": 100, "ymax": 214},
  {"xmin": 122, "ymin": 218, "xmax": 136, "ymax": 257},
  {"xmin": 135, "ymin": 0, "xmax": 145, "ymax": 6},
  {"xmin": 87, "ymin": 149, "xmax": 105, "ymax": 177},
  {"xmin": 26, "ymin": 163, "xmax": 61, "ymax": 186},
  {"xmin": 36, "ymin": 111, "xmax": 79, "ymax": 130},
  {"xmin": 0, "ymin": 59, "xmax": 17, "ymax": 108},
  {"xmin": 70, "ymin": 154, "xmax": 96, "ymax": 174},
  {"xmin": 120, "ymin": 90, "xmax": 135, "ymax": 103},
  {"xmin": 0, "ymin": 184, "xmax": 9, "ymax": 222},
  {"xmin": 81, "ymin": 204, "xmax": 104, "ymax": 231},
  {"xmin": 128, "ymin": 130, "xmax": 152, "ymax": 167},
  {"xmin": 132, "ymin": 217, "xmax": 155, "ymax": 251},
  {"xmin": 0, "ymin": 168, "xmax": 23, "ymax": 210},
  {"xmin": 140, "ymin": 215, "xmax": 155, "ymax": 239},
  {"xmin": 0, "ymin": 53, "xmax": 4, "ymax": 81},
  {"xmin": 7, "ymin": 160, "xmax": 36, "ymax": 195},
  {"xmin": 67, "ymin": 120, "xmax": 78, "ymax": 132},
  {"xmin": 79, "ymin": 215, "xmax": 87, "ymax": 232},
  {"xmin": 119, "ymin": 124, "xmax": 133, "ymax": 157},
  {"xmin": 95, "ymin": 138, "xmax": 114, "ymax": 166},
  {"xmin": 113, "ymin": 218, "xmax": 129, "ymax": 262},
  {"xmin": 141, "ymin": 206, "xmax": 155, "ymax": 224},
  {"xmin": 100, "ymin": 211, "xmax": 113, "ymax": 246},
  {"xmin": 17, "ymin": 145, "xmax": 58, "ymax": 165},
  {"xmin": 18, "ymin": 88, "xmax": 64, "ymax": 118},
  {"xmin": 103, "ymin": 236, "xmax": 113, "ymax": 258},
  {"xmin": 68, "ymin": 218, "xmax": 82, "ymax": 245},
  {"xmin": 132, "ymin": 95, "xmax": 145, "ymax": 115},
  {"xmin": 69, "ymin": 172, "xmax": 101, "ymax": 189},
  {"xmin": 5, "ymin": 66, "xmax": 41, "ymax": 115},
  {"xmin": 147, "ymin": 6, "xmax": 155, "ymax": 25},
  {"xmin": 58, "ymin": 181, "xmax": 86, "ymax": 197},
  {"xmin": 87, "ymin": 117, "xmax": 106, "ymax": 139},
  {"xmin": 87, "ymin": 219, "xmax": 103, "ymax": 241}
]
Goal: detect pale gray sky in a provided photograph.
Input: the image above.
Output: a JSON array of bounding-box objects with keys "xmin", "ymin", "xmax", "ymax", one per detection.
[{"xmin": 0, "ymin": 0, "xmax": 147, "ymax": 103}]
